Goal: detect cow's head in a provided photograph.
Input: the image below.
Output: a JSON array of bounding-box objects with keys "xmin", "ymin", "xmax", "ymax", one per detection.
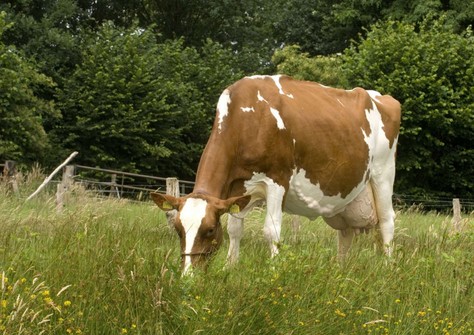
[{"xmin": 151, "ymin": 192, "xmax": 251, "ymax": 274}]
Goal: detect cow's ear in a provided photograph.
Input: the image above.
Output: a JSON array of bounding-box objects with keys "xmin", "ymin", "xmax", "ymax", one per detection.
[
  {"xmin": 221, "ymin": 195, "xmax": 251, "ymax": 214},
  {"xmin": 151, "ymin": 192, "xmax": 182, "ymax": 211}
]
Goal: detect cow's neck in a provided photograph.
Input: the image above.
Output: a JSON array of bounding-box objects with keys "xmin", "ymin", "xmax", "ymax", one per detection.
[{"xmin": 193, "ymin": 138, "xmax": 235, "ymax": 199}]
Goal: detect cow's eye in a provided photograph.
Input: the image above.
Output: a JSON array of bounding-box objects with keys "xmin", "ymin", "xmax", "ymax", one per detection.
[{"xmin": 206, "ymin": 228, "xmax": 215, "ymax": 237}]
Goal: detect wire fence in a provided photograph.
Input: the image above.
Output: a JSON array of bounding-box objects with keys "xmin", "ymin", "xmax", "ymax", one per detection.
[
  {"xmin": 72, "ymin": 164, "xmax": 474, "ymax": 213},
  {"xmin": 73, "ymin": 164, "xmax": 194, "ymax": 201},
  {"xmin": 2, "ymin": 161, "xmax": 473, "ymax": 213},
  {"xmin": 394, "ymin": 194, "xmax": 474, "ymax": 213}
]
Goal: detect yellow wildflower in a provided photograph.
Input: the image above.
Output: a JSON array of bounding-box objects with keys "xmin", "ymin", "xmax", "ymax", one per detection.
[{"xmin": 335, "ymin": 309, "xmax": 346, "ymax": 317}]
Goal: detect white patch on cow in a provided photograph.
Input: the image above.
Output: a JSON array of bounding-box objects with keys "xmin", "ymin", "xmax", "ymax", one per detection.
[
  {"xmin": 337, "ymin": 98, "xmax": 344, "ymax": 107},
  {"xmin": 248, "ymin": 75, "xmax": 267, "ymax": 80},
  {"xmin": 240, "ymin": 106, "xmax": 255, "ymax": 112},
  {"xmin": 319, "ymin": 84, "xmax": 330, "ymax": 89},
  {"xmin": 217, "ymin": 89, "xmax": 231, "ymax": 133},
  {"xmin": 244, "ymin": 172, "xmax": 285, "ymax": 199},
  {"xmin": 248, "ymin": 75, "xmax": 294, "ymax": 99},
  {"xmin": 363, "ymin": 101, "xmax": 397, "ymax": 176},
  {"xmin": 284, "ymin": 168, "xmax": 369, "ymax": 219},
  {"xmin": 257, "ymin": 90, "xmax": 268, "ymax": 103},
  {"xmin": 180, "ymin": 198, "xmax": 207, "ymax": 274},
  {"xmin": 367, "ymin": 90, "xmax": 382, "ymax": 103},
  {"xmin": 270, "ymin": 107, "xmax": 285, "ymax": 130},
  {"xmin": 244, "ymin": 172, "xmax": 286, "ymax": 256},
  {"xmin": 272, "ymin": 75, "xmax": 294, "ymax": 99}
]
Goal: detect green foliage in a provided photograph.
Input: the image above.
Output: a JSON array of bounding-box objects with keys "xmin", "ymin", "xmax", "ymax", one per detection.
[
  {"xmin": 1, "ymin": 191, "xmax": 473, "ymax": 334},
  {"xmin": 0, "ymin": 12, "xmax": 58, "ymax": 164},
  {"xmin": 272, "ymin": 45, "xmax": 346, "ymax": 87},
  {"xmin": 0, "ymin": 0, "xmax": 82, "ymax": 84},
  {"xmin": 1, "ymin": 0, "xmax": 473, "ymax": 196},
  {"xmin": 274, "ymin": 0, "xmax": 474, "ymax": 56},
  {"xmin": 273, "ymin": 0, "xmax": 345, "ymax": 55},
  {"xmin": 343, "ymin": 19, "xmax": 474, "ymax": 197},
  {"xmin": 55, "ymin": 23, "xmax": 189, "ymax": 174},
  {"xmin": 55, "ymin": 22, "xmax": 243, "ymax": 178}
]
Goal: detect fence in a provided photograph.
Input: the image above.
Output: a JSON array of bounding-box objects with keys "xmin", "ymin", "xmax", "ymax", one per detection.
[
  {"xmin": 72, "ymin": 164, "xmax": 195, "ymax": 199},
  {"xmin": 2, "ymin": 160, "xmax": 474, "ymax": 218},
  {"xmin": 1, "ymin": 160, "xmax": 195, "ymax": 205}
]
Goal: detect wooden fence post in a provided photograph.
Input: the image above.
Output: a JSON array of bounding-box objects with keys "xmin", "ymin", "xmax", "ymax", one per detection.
[
  {"xmin": 3, "ymin": 160, "xmax": 19, "ymax": 195},
  {"xmin": 451, "ymin": 198, "xmax": 464, "ymax": 232},
  {"xmin": 109, "ymin": 173, "xmax": 119, "ymax": 198},
  {"xmin": 166, "ymin": 177, "xmax": 180, "ymax": 197},
  {"xmin": 165, "ymin": 178, "xmax": 180, "ymax": 229},
  {"xmin": 56, "ymin": 165, "xmax": 75, "ymax": 212}
]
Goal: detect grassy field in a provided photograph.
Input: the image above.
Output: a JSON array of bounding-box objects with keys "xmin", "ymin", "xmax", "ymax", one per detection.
[{"xmin": 1, "ymin": 183, "xmax": 473, "ymax": 335}]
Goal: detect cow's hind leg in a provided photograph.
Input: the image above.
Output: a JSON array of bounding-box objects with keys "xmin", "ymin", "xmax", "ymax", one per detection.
[
  {"xmin": 370, "ymin": 167, "xmax": 396, "ymax": 256},
  {"xmin": 371, "ymin": 182, "xmax": 396, "ymax": 256},
  {"xmin": 227, "ymin": 216, "xmax": 244, "ymax": 265}
]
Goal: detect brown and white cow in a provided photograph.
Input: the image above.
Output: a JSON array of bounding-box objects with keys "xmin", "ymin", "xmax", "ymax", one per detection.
[{"xmin": 151, "ymin": 75, "xmax": 401, "ymax": 274}]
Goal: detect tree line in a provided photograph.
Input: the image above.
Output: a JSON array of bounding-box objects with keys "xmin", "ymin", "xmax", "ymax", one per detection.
[{"xmin": 0, "ymin": 0, "xmax": 473, "ymax": 199}]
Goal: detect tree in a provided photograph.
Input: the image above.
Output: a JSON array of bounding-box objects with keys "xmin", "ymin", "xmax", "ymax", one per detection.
[
  {"xmin": 0, "ymin": 12, "xmax": 59, "ymax": 164},
  {"xmin": 54, "ymin": 22, "xmax": 243, "ymax": 178},
  {"xmin": 342, "ymin": 19, "xmax": 474, "ymax": 198},
  {"xmin": 0, "ymin": 0, "xmax": 82, "ymax": 85},
  {"xmin": 272, "ymin": 45, "xmax": 345, "ymax": 87},
  {"xmin": 138, "ymin": 0, "xmax": 281, "ymax": 74},
  {"xmin": 273, "ymin": 0, "xmax": 474, "ymax": 56}
]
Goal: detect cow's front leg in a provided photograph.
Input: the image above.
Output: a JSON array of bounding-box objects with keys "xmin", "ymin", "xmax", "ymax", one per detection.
[
  {"xmin": 226, "ymin": 215, "xmax": 244, "ymax": 265},
  {"xmin": 263, "ymin": 183, "xmax": 286, "ymax": 257}
]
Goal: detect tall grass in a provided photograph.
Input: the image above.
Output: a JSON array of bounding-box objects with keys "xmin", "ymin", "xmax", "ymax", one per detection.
[{"xmin": 1, "ymin": 182, "xmax": 473, "ymax": 334}]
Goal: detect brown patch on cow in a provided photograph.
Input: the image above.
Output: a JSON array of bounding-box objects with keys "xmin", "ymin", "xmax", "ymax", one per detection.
[
  {"xmin": 278, "ymin": 81, "xmax": 373, "ymax": 197},
  {"xmin": 374, "ymin": 95, "xmax": 402, "ymax": 148}
]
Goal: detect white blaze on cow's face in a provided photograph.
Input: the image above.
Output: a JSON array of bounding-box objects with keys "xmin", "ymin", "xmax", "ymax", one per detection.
[{"xmin": 179, "ymin": 198, "xmax": 208, "ymax": 273}]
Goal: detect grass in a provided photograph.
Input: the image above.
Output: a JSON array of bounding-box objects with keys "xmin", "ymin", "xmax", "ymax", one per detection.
[{"xmin": 1, "ymin": 181, "xmax": 473, "ymax": 334}]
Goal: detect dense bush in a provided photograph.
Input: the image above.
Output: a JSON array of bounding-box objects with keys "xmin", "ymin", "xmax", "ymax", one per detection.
[{"xmin": 342, "ymin": 19, "xmax": 474, "ymax": 198}]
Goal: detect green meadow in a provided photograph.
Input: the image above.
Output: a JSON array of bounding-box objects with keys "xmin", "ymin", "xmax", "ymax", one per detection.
[{"xmin": 1, "ymin": 182, "xmax": 473, "ymax": 335}]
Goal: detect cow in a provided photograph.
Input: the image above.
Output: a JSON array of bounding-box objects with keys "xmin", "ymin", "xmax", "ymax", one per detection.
[{"xmin": 151, "ymin": 75, "xmax": 401, "ymax": 274}]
